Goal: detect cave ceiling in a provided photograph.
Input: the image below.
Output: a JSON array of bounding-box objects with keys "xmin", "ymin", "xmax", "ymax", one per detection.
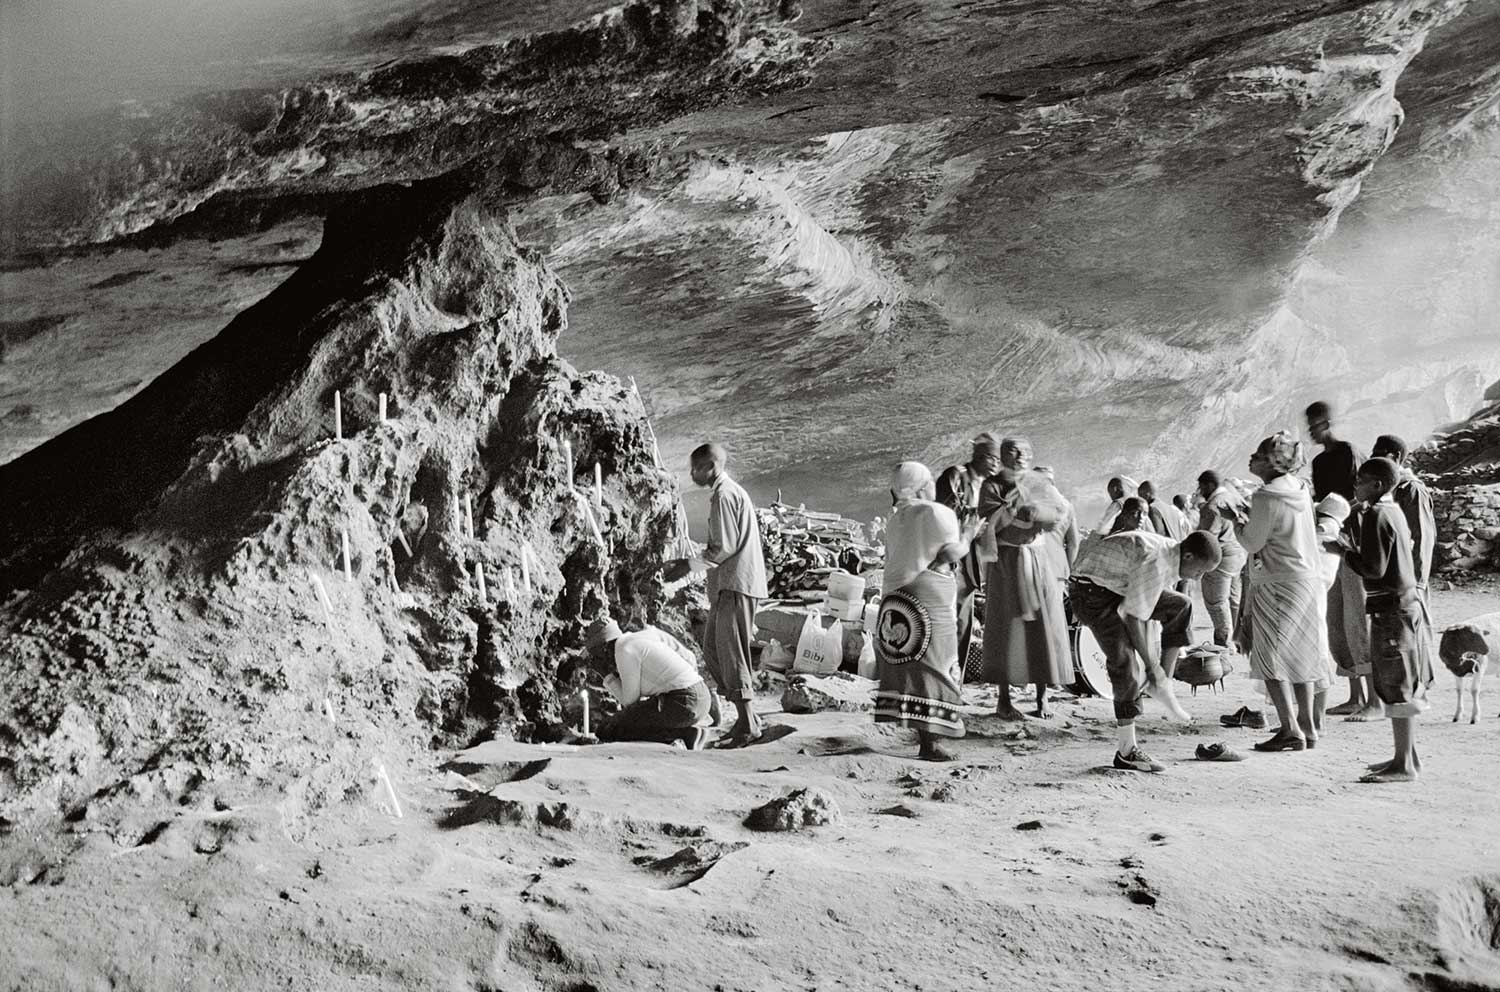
[{"xmin": 4, "ymin": 0, "xmax": 1500, "ymax": 519}]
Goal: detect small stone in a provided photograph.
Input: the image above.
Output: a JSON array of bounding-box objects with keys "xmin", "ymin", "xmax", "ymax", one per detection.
[
  {"xmin": 876, "ymin": 805, "xmax": 919, "ymax": 818},
  {"xmin": 745, "ymin": 788, "xmax": 841, "ymax": 832},
  {"xmin": 780, "ymin": 673, "xmax": 876, "ymax": 714},
  {"xmin": 1015, "ymin": 819, "xmax": 1045, "ymax": 831}
]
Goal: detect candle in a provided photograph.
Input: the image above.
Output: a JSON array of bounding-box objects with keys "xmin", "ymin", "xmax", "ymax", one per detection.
[
  {"xmin": 561, "ymin": 439, "xmax": 575, "ymax": 491},
  {"xmin": 341, "ymin": 529, "xmax": 352, "ymax": 581},
  {"xmin": 584, "ymin": 503, "xmax": 605, "ymax": 547},
  {"xmin": 378, "ymin": 392, "xmax": 387, "ymax": 423},
  {"xmin": 323, "ymin": 697, "xmax": 336, "ymax": 724},
  {"xmin": 475, "ymin": 562, "xmax": 488, "ymax": 606},
  {"xmin": 593, "ymin": 463, "xmax": 603, "ymax": 510},
  {"xmin": 376, "ymin": 763, "xmax": 403, "ymax": 819},
  {"xmin": 504, "ymin": 567, "xmax": 516, "ymax": 601},
  {"xmin": 464, "ymin": 494, "xmax": 475, "ymax": 539},
  {"xmin": 310, "ymin": 574, "xmax": 333, "ymax": 622},
  {"xmin": 581, "ymin": 692, "xmax": 590, "ymax": 736},
  {"xmin": 395, "ymin": 531, "xmax": 412, "ymax": 558},
  {"xmin": 520, "ymin": 544, "xmax": 532, "ymax": 594},
  {"xmin": 333, "ymin": 390, "xmax": 343, "ymax": 440}
]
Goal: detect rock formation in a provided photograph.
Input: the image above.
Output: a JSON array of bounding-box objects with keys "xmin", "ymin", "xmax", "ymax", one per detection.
[
  {"xmin": 0, "ymin": 179, "xmax": 682, "ymax": 852},
  {"xmin": 1416, "ymin": 389, "xmax": 1500, "ymax": 572}
]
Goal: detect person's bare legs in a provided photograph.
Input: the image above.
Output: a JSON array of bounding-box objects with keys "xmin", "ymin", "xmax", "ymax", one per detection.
[
  {"xmin": 1312, "ymin": 687, "xmax": 1328, "ymax": 735},
  {"xmin": 1145, "ymin": 645, "xmax": 1191, "ymax": 722},
  {"xmin": 1346, "ymin": 674, "xmax": 1384, "ymax": 721},
  {"xmin": 1032, "ymin": 683, "xmax": 1054, "ymax": 719},
  {"xmin": 1293, "ymin": 681, "xmax": 1316, "ymax": 745},
  {"xmin": 728, "ymin": 699, "xmax": 762, "ymax": 745},
  {"xmin": 1362, "ymin": 716, "xmax": 1418, "ymax": 782},
  {"xmin": 918, "ymin": 729, "xmax": 955, "ymax": 761},
  {"xmin": 1258, "ymin": 679, "xmax": 1304, "ymax": 748},
  {"xmin": 1328, "ymin": 675, "xmax": 1365, "ymax": 715},
  {"xmin": 995, "ymin": 682, "xmax": 1027, "ymax": 720}
]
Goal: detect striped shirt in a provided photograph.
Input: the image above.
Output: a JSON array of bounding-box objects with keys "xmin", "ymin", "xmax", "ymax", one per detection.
[{"xmin": 1072, "ymin": 531, "xmax": 1182, "ymax": 622}]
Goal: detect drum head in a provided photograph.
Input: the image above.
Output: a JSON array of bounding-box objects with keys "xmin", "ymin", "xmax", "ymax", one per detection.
[{"xmin": 1070, "ymin": 623, "xmax": 1108, "ymax": 698}]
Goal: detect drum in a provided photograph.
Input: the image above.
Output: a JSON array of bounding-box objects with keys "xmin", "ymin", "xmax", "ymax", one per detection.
[{"xmin": 1069, "ymin": 622, "xmax": 1107, "ymax": 698}]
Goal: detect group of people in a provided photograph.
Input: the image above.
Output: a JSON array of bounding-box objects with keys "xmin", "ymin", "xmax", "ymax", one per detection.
[{"xmin": 576, "ymin": 405, "xmax": 1438, "ymax": 784}]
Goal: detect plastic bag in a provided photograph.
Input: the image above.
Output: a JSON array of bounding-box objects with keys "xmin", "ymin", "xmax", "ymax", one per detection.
[
  {"xmin": 819, "ymin": 619, "xmax": 845, "ymax": 675},
  {"xmin": 793, "ymin": 615, "xmax": 831, "ymax": 674},
  {"xmin": 856, "ymin": 632, "xmax": 876, "ymax": 679},
  {"xmin": 760, "ymin": 638, "xmax": 793, "ymax": 673}
]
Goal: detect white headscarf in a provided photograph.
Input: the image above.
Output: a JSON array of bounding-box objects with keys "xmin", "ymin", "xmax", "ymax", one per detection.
[{"xmin": 890, "ymin": 461, "xmax": 934, "ymax": 504}]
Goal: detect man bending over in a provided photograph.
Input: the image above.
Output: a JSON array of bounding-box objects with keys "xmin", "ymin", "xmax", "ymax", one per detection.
[{"xmin": 1069, "ymin": 530, "xmax": 1222, "ymax": 772}]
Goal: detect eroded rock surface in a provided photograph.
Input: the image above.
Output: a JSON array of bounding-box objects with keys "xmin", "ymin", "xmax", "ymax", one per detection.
[{"xmin": 0, "ymin": 181, "xmax": 680, "ymax": 849}]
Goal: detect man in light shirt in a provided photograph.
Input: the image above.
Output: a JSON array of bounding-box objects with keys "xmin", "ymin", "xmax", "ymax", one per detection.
[
  {"xmin": 690, "ymin": 442, "xmax": 770, "ymax": 747},
  {"xmin": 1068, "ymin": 530, "xmax": 1222, "ymax": 772},
  {"xmin": 585, "ymin": 618, "xmax": 713, "ymax": 748}
]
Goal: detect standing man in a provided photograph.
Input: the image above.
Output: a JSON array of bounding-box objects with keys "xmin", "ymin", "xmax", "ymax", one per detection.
[
  {"xmin": 1195, "ymin": 470, "xmax": 1249, "ymax": 650},
  {"xmin": 1332, "ymin": 458, "xmax": 1434, "ymax": 783},
  {"xmin": 1069, "ymin": 530, "xmax": 1222, "ymax": 772},
  {"xmin": 1307, "ymin": 401, "xmax": 1375, "ymax": 720},
  {"xmin": 1371, "ymin": 434, "xmax": 1436, "ymax": 600},
  {"xmin": 1171, "ymin": 494, "xmax": 1195, "ymax": 537},
  {"xmin": 690, "ymin": 443, "xmax": 769, "ymax": 747},
  {"xmin": 938, "ymin": 433, "xmax": 1004, "ymax": 671},
  {"xmin": 1094, "ymin": 476, "xmax": 1139, "ymax": 534},
  {"xmin": 1138, "ymin": 481, "xmax": 1179, "ymax": 539}
]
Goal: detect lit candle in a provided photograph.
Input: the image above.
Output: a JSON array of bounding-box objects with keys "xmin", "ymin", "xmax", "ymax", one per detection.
[
  {"xmin": 376, "ymin": 763, "xmax": 403, "ymax": 819},
  {"xmin": 341, "ymin": 529, "xmax": 352, "ymax": 581},
  {"xmin": 333, "ymin": 391, "xmax": 343, "ymax": 440},
  {"xmin": 310, "ymin": 574, "xmax": 333, "ymax": 622}
]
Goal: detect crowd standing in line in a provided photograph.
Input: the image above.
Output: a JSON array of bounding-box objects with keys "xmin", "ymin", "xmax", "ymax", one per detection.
[{"xmin": 578, "ymin": 401, "xmax": 1438, "ymax": 784}]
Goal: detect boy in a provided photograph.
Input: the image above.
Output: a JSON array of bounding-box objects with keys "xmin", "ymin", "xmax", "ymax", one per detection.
[{"xmin": 1333, "ymin": 458, "xmax": 1434, "ymax": 783}]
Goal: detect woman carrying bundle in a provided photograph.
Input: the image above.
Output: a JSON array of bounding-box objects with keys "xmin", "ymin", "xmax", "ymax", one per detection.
[
  {"xmin": 874, "ymin": 462, "xmax": 976, "ymax": 761},
  {"xmin": 1240, "ymin": 431, "xmax": 1333, "ymax": 752},
  {"xmin": 977, "ymin": 437, "xmax": 1074, "ymax": 720}
]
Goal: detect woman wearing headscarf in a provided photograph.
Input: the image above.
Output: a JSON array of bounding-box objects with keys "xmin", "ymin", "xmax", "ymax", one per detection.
[
  {"xmin": 976, "ymin": 438, "xmax": 1074, "ymax": 720},
  {"xmin": 1240, "ymin": 431, "xmax": 1333, "ymax": 752},
  {"xmin": 874, "ymin": 462, "xmax": 972, "ymax": 761}
]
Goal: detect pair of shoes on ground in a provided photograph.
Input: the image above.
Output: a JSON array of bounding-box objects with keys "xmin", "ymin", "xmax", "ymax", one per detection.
[{"xmin": 1220, "ymin": 705, "xmax": 1267, "ymax": 729}]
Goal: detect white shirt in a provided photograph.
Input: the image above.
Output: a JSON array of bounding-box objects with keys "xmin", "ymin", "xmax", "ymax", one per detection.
[{"xmin": 604, "ymin": 628, "xmax": 701, "ymax": 706}]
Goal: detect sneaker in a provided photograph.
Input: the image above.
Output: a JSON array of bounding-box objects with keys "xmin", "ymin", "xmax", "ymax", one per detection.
[
  {"xmin": 1113, "ymin": 748, "xmax": 1166, "ymax": 773},
  {"xmin": 1219, "ymin": 706, "xmax": 1266, "ymax": 729}
]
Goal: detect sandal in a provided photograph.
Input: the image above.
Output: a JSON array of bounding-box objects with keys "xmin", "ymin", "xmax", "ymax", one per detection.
[{"xmin": 1195, "ymin": 742, "xmax": 1245, "ymax": 762}]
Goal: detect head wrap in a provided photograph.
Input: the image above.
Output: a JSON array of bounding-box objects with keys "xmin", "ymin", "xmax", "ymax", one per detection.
[
  {"xmin": 1255, "ymin": 430, "xmax": 1305, "ymax": 475},
  {"xmin": 890, "ymin": 461, "xmax": 934, "ymax": 502}
]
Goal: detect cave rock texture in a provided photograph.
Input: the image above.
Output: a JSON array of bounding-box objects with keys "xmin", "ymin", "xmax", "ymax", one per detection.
[
  {"xmin": 7, "ymin": 0, "xmax": 1500, "ymax": 521},
  {"xmin": 0, "ymin": 183, "xmax": 679, "ymax": 840}
]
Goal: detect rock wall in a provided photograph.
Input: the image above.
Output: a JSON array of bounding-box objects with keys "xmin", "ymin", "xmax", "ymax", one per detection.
[
  {"xmin": 0, "ymin": 180, "xmax": 680, "ymax": 856},
  {"xmin": 1417, "ymin": 395, "xmax": 1500, "ymax": 574}
]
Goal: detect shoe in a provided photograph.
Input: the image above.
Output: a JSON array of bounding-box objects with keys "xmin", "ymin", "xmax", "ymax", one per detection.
[
  {"xmin": 1252, "ymin": 733, "xmax": 1307, "ymax": 752},
  {"xmin": 1113, "ymin": 748, "xmax": 1166, "ymax": 773},
  {"xmin": 1219, "ymin": 707, "xmax": 1266, "ymax": 729}
]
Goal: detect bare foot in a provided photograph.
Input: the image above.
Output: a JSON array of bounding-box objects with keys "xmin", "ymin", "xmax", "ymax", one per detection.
[
  {"xmin": 1366, "ymin": 758, "xmax": 1395, "ymax": 772},
  {"xmin": 1146, "ymin": 682, "xmax": 1192, "ymax": 723},
  {"xmin": 1327, "ymin": 698, "xmax": 1361, "ymax": 716},
  {"xmin": 1032, "ymin": 705, "xmax": 1055, "ymax": 720},
  {"xmin": 1344, "ymin": 703, "xmax": 1385, "ymax": 723},
  {"xmin": 919, "ymin": 742, "xmax": 956, "ymax": 762},
  {"xmin": 1359, "ymin": 767, "xmax": 1417, "ymax": 784},
  {"xmin": 995, "ymin": 704, "xmax": 1028, "ymax": 722}
]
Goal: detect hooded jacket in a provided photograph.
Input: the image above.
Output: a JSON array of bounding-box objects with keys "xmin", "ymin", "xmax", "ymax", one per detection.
[{"xmin": 1240, "ymin": 474, "xmax": 1320, "ymax": 580}]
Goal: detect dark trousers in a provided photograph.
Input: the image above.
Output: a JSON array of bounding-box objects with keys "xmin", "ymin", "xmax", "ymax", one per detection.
[
  {"xmin": 1069, "ymin": 579, "xmax": 1193, "ymax": 721},
  {"xmin": 598, "ymin": 681, "xmax": 712, "ymax": 743}
]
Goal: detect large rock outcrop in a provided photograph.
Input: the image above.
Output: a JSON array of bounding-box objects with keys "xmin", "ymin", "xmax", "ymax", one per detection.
[
  {"xmin": 1416, "ymin": 390, "xmax": 1500, "ymax": 572},
  {"xmin": 0, "ymin": 180, "xmax": 680, "ymax": 850}
]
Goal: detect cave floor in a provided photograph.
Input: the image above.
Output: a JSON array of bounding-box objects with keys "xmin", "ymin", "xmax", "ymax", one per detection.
[{"xmin": 4, "ymin": 585, "xmax": 1499, "ymax": 992}]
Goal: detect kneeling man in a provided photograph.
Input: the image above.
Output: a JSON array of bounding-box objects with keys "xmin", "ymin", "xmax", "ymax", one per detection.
[
  {"xmin": 584, "ymin": 618, "xmax": 714, "ymax": 749},
  {"xmin": 1068, "ymin": 530, "xmax": 1222, "ymax": 772}
]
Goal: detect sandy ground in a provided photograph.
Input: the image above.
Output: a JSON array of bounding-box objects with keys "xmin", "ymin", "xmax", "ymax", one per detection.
[{"xmin": 4, "ymin": 586, "xmax": 1499, "ymax": 992}]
